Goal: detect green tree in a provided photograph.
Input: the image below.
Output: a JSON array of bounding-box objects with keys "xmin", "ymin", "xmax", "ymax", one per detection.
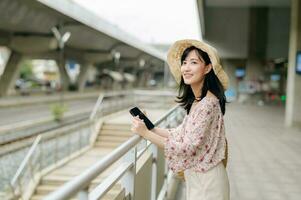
[{"xmin": 19, "ymin": 60, "xmax": 33, "ymax": 80}]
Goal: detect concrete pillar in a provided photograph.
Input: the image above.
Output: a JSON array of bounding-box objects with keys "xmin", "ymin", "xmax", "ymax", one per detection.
[
  {"xmin": 78, "ymin": 63, "xmax": 92, "ymax": 92},
  {"xmin": 55, "ymin": 59, "xmax": 70, "ymax": 91},
  {"xmin": 0, "ymin": 51, "xmax": 22, "ymax": 96},
  {"xmin": 142, "ymin": 69, "xmax": 152, "ymax": 88},
  {"xmin": 245, "ymin": 7, "xmax": 268, "ymax": 81},
  {"xmin": 285, "ymin": 0, "xmax": 301, "ymax": 127},
  {"xmin": 137, "ymin": 68, "xmax": 151, "ymax": 88}
]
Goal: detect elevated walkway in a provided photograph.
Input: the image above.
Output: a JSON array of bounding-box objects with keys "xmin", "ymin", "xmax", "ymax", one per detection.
[
  {"xmin": 29, "ymin": 108, "xmax": 170, "ymax": 200},
  {"xmin": 225, "ymin": 103, "xmax": 301, "ymax": 200}
]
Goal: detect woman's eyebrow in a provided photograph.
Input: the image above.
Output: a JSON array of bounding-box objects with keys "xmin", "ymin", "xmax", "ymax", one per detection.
[{"xmin": 189, "ymin": 58, "xmax": 200, "ymax": 61}]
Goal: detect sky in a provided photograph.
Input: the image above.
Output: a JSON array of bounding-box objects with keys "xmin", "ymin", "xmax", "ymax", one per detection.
[{"xmin": 73, "ymin": 0, "xmax": 201, "ymax": 44}]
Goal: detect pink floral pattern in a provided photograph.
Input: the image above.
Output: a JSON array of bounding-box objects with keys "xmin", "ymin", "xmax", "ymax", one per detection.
[{"xmin": 164, "ymin": 96, "xmax": 226, "ymax": 173}]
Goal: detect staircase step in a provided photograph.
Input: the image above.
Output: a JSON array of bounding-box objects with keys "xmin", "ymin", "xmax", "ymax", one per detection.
[
  {"xmin": 98, "ymin": 133, "xmax": 132, "ymax": 138},
  {"xmin": 101, "ymin": 187, "xmax": 125, "ymax": 200},
  {"xmin": 90, "ymin": 181, "xmax": 121, "ymax": 188},
  {"xmin": 29, "ymin": 119, "xmax": 138, "ymax": 199},
  {"xmin": 94, "ymin": 142, "xmax": 121, "ymax": 148},
  {"xmin": 35, "ymin": 185, "xmax": 60, "ymax": 195},
  {"xmin": 97, "ymin": 136, "xmax": 130, "ymax": 143},
  {"xmin": 33, "ymin": 180, "xmax": 123, "ymax": 199},
  {"xmin": 95, "ymin": 140, "xmax": 121, "ymax": 144},
  {"xmin": 41, "ymin": 176, "xmax": 72, "ymax": 186},
  {"xmin": 31, "ymin": 190, "xmax": 125, "ymax": 200},
  {"xmin": 100, "ymin": 130, "xmax": 132, "ymax": 136},
  {"xmin": 102, "ymin": 123, "xmax": 131, "ymax": 131},
  {"xmin": 35, "ymin": 182, "xmax": 122, "ymax": 195},
  {"xmin": 31, "ymin": 194, "xmax": 49, "ymax": 200},
  {"xmin": 31, "ymin": 194, "xmax": 76, "ymax": 200}
]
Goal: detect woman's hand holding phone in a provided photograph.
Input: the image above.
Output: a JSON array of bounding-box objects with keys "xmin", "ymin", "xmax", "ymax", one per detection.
[
  {"xmin": 129, "ymin": 107, "xmax": 155, "ymax": 130},
  {"xmin": 131, "ymin": 115, "xmax": 149, "ymax": 137}
]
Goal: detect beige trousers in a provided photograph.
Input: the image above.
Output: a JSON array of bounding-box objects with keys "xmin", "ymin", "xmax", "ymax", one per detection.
[{"xmin": 184, "ymin": 162, "xmax": 230, "ymax": 200}]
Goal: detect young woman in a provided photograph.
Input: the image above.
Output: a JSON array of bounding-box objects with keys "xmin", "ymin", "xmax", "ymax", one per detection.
[{"xmin": 131, "ymin": 39, "xmax": 230, "ymax": 200}]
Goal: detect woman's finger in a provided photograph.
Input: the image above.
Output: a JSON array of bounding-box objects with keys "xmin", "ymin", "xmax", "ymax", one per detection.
[
  {"xmin": 133, "ymin": 116, "xmax": 143, "ymax": 122},
  {"xmin": 132, "ymin": 116, "xmax": 140, "ymax": 121},
  {"xmin": 132, "ymin": 118, "xmax": 139, "ymax": 123}
]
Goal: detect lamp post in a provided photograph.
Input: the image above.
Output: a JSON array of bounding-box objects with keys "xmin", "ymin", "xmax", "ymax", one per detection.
[{"xmin": 51, "ymin": 26, "xmax": 71, "ymax": 105}]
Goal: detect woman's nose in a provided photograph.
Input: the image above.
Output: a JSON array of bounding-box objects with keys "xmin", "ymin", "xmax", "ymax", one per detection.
[{"xmin": 181, "ymin": 64, "xmax": 190, "ymax": 72}]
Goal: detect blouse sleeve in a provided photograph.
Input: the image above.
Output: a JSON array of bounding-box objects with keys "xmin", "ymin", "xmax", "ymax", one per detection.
[
  {"xmin": 164, "ymin": 102, "xmax": 215, "ymax": 172},
  {"xmin": 166, "ymin": 121, "xmax": 184, "ymax": 139}
]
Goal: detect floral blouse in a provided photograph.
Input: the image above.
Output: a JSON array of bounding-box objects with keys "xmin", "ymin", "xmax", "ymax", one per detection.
[{"xmin": 164, "ymin": 96, "xmax": 226, "ymax": 173}]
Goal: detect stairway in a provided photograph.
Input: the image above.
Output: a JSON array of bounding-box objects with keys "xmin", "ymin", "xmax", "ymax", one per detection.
[
  {"xmin": 30, "ymin": 122, "xmax": 133, "ymax": 200},
  {"xmin": 94, "ymin": 123, "xmax": 132, "ymax": 148}
]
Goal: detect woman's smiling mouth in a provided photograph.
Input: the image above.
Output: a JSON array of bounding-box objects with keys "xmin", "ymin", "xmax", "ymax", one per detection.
[{"xmin": 183, "ymin": 74, "xmax": 193, "ymax": 79}]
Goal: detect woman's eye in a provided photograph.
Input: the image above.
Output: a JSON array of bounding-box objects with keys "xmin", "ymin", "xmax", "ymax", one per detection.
[{"xmin": 192, "ymin": 61, "xmax": 197, "ymax": 64}]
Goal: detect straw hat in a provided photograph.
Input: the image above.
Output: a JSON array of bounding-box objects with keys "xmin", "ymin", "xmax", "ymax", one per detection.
[{"xmin": 167, "ymin": 39, "xmax": 229, "ymax": 90}]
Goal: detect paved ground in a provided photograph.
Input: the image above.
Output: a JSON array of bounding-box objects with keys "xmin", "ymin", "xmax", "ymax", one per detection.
[{"xmin": 176, "ymin": 102, "xmax": 301, "ymax": 200}]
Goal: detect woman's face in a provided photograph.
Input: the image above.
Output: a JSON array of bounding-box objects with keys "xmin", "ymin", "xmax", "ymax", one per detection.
[{"xmin": 180, "ymin": 50, "xmax": 211, "ymax": 86}]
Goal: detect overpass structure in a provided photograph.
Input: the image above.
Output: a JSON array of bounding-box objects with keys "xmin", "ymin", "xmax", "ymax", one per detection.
[{"xmin": 0, "ymin": 0, "xmax": 166, "ymax": 96}]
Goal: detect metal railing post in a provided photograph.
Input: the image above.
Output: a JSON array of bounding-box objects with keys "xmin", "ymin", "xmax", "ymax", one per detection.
[
  {"xmin": 68, "ymin": 132, "xmax": 71, "ymax": 157},
  {"xmin": 151, "ymin": 144, "xmax": 158, "ymax": 200},
  {"xmin": 121, "ymin": 147, "xmax": 137, "ymax": 199},
  {"xmin": 79, "ymin": 128, "xmax": 83, "ymax": 149},
  {"xmin": 39, "ymin": 139, "xmax": 44, "ymax": 170},
  {"xmin": 77, "ymin": 188, "xmax": 89, "ymax": 200},
  {"xmin": 28, "ymin": 155, "xmax": 35, "ymax": 183},
  {"xmin": 54, "ymin": 134, "xmax": 58, "ymax": 163}
]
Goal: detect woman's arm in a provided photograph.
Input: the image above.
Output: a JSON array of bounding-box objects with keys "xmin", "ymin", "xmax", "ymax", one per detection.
[
  {"xmin": 131, "ymin": 116, "xmax": 166, "ymax": 149},
  {"xmin": 144, "ymin": 130, "xmax": 165, "ymax": 149},
  {"xmin": 151, "ymin": 127, "xmax": 169, "ymax": 138},
  {"xmin": 141, "ymin": 110, "xmax": 169, "ymax": 138}
]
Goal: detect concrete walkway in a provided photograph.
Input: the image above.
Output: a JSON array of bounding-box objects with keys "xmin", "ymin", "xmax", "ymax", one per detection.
[
  {"xmin": 176, "ymin": 102, "xmax": 301, "ymax": 200},
  {"xmin": 226, "ymin": 103, "xmax": 301, "ymax": 200}
]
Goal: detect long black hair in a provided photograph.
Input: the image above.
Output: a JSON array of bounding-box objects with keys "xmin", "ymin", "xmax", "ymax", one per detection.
[{"xmin": 176, "ymin": 46, "xmax": 227, "ymax": 115}]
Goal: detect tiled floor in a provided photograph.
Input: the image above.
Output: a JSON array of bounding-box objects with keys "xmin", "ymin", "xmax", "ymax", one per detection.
[{"xmin": 176, "ymin": 102, "xmax": 301, "ymax": 200}]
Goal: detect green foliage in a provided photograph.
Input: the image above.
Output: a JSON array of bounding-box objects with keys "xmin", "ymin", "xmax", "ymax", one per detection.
[
  {"xmin": 19, "ymin": 60, "xmax": 34, "ymax": 79},
  {"xmin": 51, "ymin": 104, "xmax": 68, "ymax": 122}
]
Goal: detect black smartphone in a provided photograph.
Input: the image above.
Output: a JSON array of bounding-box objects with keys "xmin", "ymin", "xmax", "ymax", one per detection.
[{"xmin": 129, "ymin": 107, "xmax": 155, "ymax": 130}]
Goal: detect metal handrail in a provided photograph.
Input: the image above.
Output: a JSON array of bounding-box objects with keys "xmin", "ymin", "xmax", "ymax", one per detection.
[
  {"xmin": 89, "ymin": 90, "xmax": 136, "ymax": 120},
  {"xmin": 44, "ymin": 105, "xmax": 180, "ymax": 200},
  {"xmin": 10, "ymin": 135, "xmax": 42, "ymax": 196},
  {"xmin": 89, "ymin": 94, "xmax": 104, "ymax": 120},
  {"xmin": 89, "ymin": 162, "xmax": 133, "ymax": 200}
]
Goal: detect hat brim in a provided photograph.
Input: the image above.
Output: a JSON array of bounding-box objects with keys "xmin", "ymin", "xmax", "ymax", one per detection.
[{"xmin": 167, "ymin": 39, "xmax": 229, "ymax": 90}]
